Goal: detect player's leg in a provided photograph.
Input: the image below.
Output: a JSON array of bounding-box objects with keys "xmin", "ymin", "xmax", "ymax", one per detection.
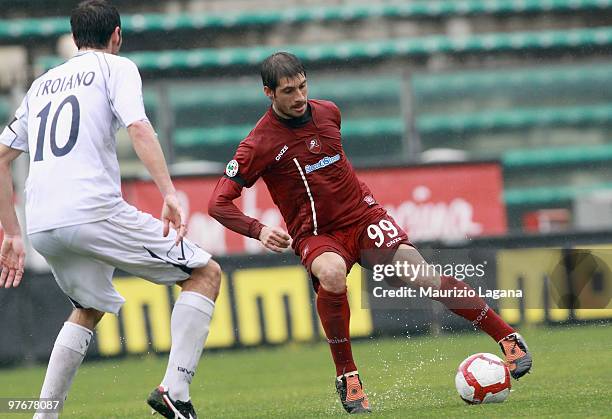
[
  {"xmin": 35, "ymin": 308, "xmax": 104, "ymax": 419},
  {"xmin": 310, "ymin": 251, "xmax": 370, "ymax": 414},
  {"xmin": 311, "ymin": 252, "xmax": 355, "ymax": 376},
  {"xmin": 155, "ymin": 260, "xmax": 221, "ymax": 409},
  {"xmin": 29, "ymin": 230, "xmax": 119, "ymax": 419},
  {"xmin": 84, "ymin": 205, "xmax": 220, "ymax": 416},
  {"xmin": 391, "ymin": 244, "xmax": 532, "ymax": 379}
]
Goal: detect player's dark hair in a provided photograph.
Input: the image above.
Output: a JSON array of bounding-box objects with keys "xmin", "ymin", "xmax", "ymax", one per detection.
[
  {"xmin": 71, "ymin": 0, "xmax": 121, "ymax": 49},
  {"xmin": 261, "ymin": 52, "xmax": 306, "ymax": 91}
]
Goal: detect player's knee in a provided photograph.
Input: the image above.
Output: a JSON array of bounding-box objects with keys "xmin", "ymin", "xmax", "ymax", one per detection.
[
  {"xmin": 317, "ymin": 265, "xmax": 347, "ymax": 294},
  {"xmin": 189, "ymin": 259, "xmax": 222, "ymax": 299},
  {"xmin": 69, "ymin": 308, "xmax": 105, "ymax": 331}
]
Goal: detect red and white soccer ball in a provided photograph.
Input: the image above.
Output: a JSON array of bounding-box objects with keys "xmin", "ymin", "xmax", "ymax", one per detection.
[{"xmin": 455, "ymin": 353, "xmax": 511, "ymax": 404}]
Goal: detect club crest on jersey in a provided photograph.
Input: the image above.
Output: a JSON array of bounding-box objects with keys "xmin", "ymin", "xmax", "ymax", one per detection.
[
  {"xmin": 306, "ymin": 137, "xmax": 321, "ymax": 154},
  {"xmin": 225, "ymin": 159, "xmax": 239, "ymax": 177},
  {"xmin": 364, "ymin": 195, "xmax": 376, "ymax": 206}
]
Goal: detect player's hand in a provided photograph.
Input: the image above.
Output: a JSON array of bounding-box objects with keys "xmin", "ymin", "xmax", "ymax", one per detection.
[
  {"xmin": 0, "ymin": 234, "xmax": 26, "ymax": 288},
  {"xmin": 259, "ymin": 226, "xmax": 291, "ymax": 253},
  {"xmin": 161, "ymin": 193, "xmax": 187, "ymax": 246}
]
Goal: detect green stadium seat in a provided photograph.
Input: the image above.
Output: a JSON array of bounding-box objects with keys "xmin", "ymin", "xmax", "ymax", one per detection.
[
  {"xmin": 503, "ymin": 144, "xmax": 612, "ymax": 169},
  {"xmin": 418, "ymin": 103, "xmax": 612, "ymax": 134},
  {"xmin": 36, "ymin": 26, "xmax": 612, "ymax": 72},
  {"xmin": 412, "ymin": 62, "xmax": 612, "ymax": 99},
  {"xmin": 146, "ymin": 77, "xmax": 400, "ymax": 110},
  {"xmin": 3, "ymin": 0, "xmax": 611, "ymax": 42},
  {"xmin": 173, "ymin": 118, "xmax": 404, "ymax": 148},
  {"xmin": 504, "ymin": 183, "xmax": 612, "ymax": 206},
  {"xmin": 0, "ymin": 98, "xmax": 11, "ymax": 123},
  {"xmin": 171, "ymin": 102, "xmax": 612, "ymax": 148},
  {"xmin": 136, "ymin": 62, "xmax": 611, "ymax": 121}
]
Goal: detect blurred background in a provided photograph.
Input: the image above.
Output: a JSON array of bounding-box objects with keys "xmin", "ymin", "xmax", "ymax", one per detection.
[{"xmin": 0, "ymin": 0, "xmax": 611, "ymax": 379}]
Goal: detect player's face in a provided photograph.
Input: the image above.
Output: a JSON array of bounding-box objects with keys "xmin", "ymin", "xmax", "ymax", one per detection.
[{"xmin": 267, "ymin": 74, "xmax": 308, "ymax": 119}]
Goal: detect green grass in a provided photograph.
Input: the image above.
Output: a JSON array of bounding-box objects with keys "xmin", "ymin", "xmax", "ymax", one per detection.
[{"xmin": 1, "ymin": 324, "xmax": 611, "ymax": 418}]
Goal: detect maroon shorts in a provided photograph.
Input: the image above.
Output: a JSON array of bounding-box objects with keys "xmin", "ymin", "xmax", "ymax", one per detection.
[{"xmin": 296, "ymin": 207, "xmax": 412, "ymax": 283}]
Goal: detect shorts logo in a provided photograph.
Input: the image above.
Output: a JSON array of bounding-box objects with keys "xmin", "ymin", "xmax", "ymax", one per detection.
[
  {"xmin": 302, "ymin": 245, "xmax": 310, "ymax": 258},
  {"xmin": 225, "ymin": 159, "xmax": 239, "ymax": 177},
  {"xmin": 385, "ymin": 237, "xmax": 403, "ymax": 247},
  {"xmin": 364, "ymin": 195, "xmax": 376, "ymax": 206},
  {"xmin": 307, "ymin": 137, "xmax": 321, "ymax": 154},
  {"xmin": 166, "ymin": 240, "xmax": 195, "ymax": 264},
  {"xmin": 305, "ymin": 154, "xmax": 340, "ymax": 174}
]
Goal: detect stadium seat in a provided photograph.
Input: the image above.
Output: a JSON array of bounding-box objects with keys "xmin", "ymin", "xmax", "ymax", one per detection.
[
  {"xmin": 503, "ymin": 144, "xmax": 612, "ymax": 169},
  {"xmin": 148, "ymin": 77, "xmax": 400, "ymax": 110},
  {"xmin": 3, "ymin": 0, "xmax": 611, "ymax": 42},
  {"xmin": 504, "ymin": 182, "xmax": 612, "ymax": 206},
  {"xmin": 0, "ymin": 97, "xmax": 11, "ymax": 123},
  {"xmin": 36, "ymin": 26, "xmax": 612, "ymax": 72},
  {"xmin": 418, "ymin": 103, "xmax": 612, "ymax": 134},
  {"xmin": 412, "ymin": 62, "xmax": 612, "ymax": 100},
  {"xmin": 173, "ymin": 118, "xmax": 404, "ymax": 148},
  {"xmin": 171, "ymin": 104, "xmax": 612, "ymax": 148}
]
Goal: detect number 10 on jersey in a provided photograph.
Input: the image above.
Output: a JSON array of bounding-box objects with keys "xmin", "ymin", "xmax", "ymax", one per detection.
[{"xmin": 34, "ymin": 95, "xmax": 80, "ymax": 162}]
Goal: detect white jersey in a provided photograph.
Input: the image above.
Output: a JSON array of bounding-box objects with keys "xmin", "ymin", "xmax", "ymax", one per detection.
[{"xmin": 0, "ymin": 51, "xmax": 148, "ymax": 234}]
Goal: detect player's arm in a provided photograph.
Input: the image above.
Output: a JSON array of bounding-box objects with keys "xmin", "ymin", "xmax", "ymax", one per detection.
[
  {"xmin": 208, "ymin": 142, "xmax": 290, "ymax": 253},
  {"xmin": 111, "ymin": 58, "xmax": 185, "ymax": 244},
  {"xmin": 128, "ymin": 121, "xmax": 175, "ymax": 197},
  {"xmin": 0, "ymin": 145, "xmax": 22, "ymax": 236},
  {"xmin": 208, "ymin": 178, "xmax": 290, "ymax": 253},
  {"xmin": 0, "ymin": 143, "xmax": 26, "ymax": 288},
  {"xmin": 127, "ymin": 121, "xmax": 184, "ymax": 244}
]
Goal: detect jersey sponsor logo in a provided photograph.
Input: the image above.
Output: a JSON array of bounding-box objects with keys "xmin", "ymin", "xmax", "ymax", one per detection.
[
  {"xmin": 225, "ymin": 159, "xmax": 239, "ymax": 177},
  {"xmin": 307, "ymin": 136, "xmax": 321, "ymax": 154},
  {"xmin": 305, "ymin": 154, "xmax": 340, "ymax": 174},
  {"xmin": 275, "ymin": 144, "xmax": 288, "ymax": 161},
  {"xmin": 364, "ymin": 195, "xmax": 376, "ymax": 206}
]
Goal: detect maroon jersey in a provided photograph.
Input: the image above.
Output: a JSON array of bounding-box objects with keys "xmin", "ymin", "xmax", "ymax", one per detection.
[{"xmin": 209, "ymin": 99, "xmax": 378, "ymax": 248}]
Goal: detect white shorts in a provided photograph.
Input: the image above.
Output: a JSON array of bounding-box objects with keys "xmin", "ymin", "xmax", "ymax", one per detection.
[{"xmin": 29, "ymin": 203, "xmax": 212, "ymax": 314}]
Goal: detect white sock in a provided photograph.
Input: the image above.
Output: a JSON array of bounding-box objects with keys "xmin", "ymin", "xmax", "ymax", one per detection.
[
  {"xmin": 35, "ymin": 322, "xmax": 92, "ymax": 418},
  {"xmin": 162, "ymin": 291, "xmax": 215, "ymax": 401}
]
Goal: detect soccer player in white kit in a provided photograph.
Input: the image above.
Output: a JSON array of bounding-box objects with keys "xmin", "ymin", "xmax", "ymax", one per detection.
[{"xmin": 0, "ymin": 1, "xmax": 219, "ymax": 418}]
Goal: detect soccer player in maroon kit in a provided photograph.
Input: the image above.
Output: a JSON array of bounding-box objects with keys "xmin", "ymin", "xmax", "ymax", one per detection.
[{"xmin": 208, "ymin": 52, "xmax": 532, "ymax": 414}]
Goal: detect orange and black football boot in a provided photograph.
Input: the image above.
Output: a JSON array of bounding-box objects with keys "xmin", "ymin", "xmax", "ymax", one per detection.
[
  {"xmin": 335, "ymin": 373, "xmax": 371, "ymax": 414},
  {"xmin": 499, "ymin": 332, "xmax": 532, "ymax": 379}
]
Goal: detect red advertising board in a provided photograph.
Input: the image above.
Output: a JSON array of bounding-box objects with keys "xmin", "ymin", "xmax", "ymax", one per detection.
[{"xmin": 123, "ymin": 162, "xmax": 507, "ymax": 255}]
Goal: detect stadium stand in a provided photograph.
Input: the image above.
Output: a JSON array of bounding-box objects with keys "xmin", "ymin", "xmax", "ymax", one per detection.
[
  {"xmin": 35, "ymin": 26, "xmax": 612, "ymax": 73},
  {"xmin": 2, "ymin": 0, "xmax": 612, "ymax": 43},
  {"xmin": 1, "ymin": 0, "xmax": 611, "ymax": 231}
]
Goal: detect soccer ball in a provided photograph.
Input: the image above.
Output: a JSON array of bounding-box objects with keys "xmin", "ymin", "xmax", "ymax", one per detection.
[{"xmin": 455, "ymin": 353, "xmax": 511, "ymax": 404}]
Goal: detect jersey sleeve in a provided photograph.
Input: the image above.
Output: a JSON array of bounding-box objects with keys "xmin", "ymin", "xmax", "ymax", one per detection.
[
  {"xmin": 0, "ymin": 96, "xmax": 29, "ymax": 152},
  {"xmin": 331, "ymin": 101, "xmax": 341, "ymax": 129},
  {"xmin": 225, "ymin": 135, "xmax": 267, "ymax": 188},
  {"xmin": 208, "ymin": 176, "xmax": 265, "ymax": 239},
  {"xmin": 108, "ymin": 58, "xmax": 149, "ymax": 128}
]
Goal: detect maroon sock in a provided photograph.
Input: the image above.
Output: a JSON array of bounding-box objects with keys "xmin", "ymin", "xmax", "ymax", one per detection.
[
  {"xmin": 316, "ymin": 286, "xmax": 357, "ymax": 376},
  {"xmin": 432, "ymin": 276, "xmax": 515, "ymax": 342}
]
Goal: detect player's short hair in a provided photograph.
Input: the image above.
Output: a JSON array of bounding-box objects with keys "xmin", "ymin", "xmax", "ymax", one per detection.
[
  {"xmin": 261, "ymin": 52, "xmax": 306, "ymax": 91},
  {"xmin": 71, "ymin": 0, "xmax": 121, "ymax": 49}
]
